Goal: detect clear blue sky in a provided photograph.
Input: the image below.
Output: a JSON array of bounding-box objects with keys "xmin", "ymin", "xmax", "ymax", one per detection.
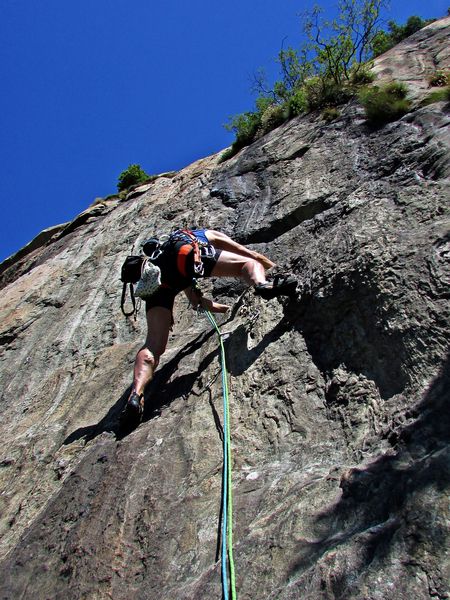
[{"xmin": 1, "ymin": 0, "xmax": 448, "ymax": 262}]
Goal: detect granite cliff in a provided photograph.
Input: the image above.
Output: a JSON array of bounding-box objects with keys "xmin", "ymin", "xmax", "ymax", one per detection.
[{"xmin": 0, "ymin": 18, "xmax": 449, "ymax": 600}]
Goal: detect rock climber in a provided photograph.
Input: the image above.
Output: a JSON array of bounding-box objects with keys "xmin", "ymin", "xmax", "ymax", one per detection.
[{"xmin": 121, "ymin": 228, "xmax": 296, "ymax": 423}]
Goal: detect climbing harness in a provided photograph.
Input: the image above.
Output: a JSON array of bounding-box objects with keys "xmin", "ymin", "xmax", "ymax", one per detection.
[
  {"xmin": 168, "ymin": 229, "xmax": 215, "ymax": 276},
  {"xmin": 204, "ymin": 309, "xmax": 237, "ymax": 600}
]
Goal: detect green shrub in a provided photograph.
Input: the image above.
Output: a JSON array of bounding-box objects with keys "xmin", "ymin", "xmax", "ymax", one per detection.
[
  {"xmin": 117, "ymin": 164, "xmax": 151, "ymax": 192},
  {"xmin": 349, "ymin": 63, "xmax": 376, "ymax": 85},
  {"xmin": 221, "ymin": 145, "xmax": 243, "ymax": 162},
  {"xmin": 384, "ymin": 81, "xmax": 409, "ymax": 99},
  {"xmin": 372, "ymin": 15, "xmax": 435, "ymax": 57},
  {"xmin": 359, "ymin": 82, "xmax": 411, "ymax": 125},
  {"xmin": 428, "ymin": 70, "xmax": 450, "ymax": 87},
  {"xmin": 304, "ymin": 77, "xmax": 352, "ymax": 110},
  {"xmin": 321, "ymin": 107, "xmax": 341, "ymax": 122},
  {"xmin": 287, "ymin": 88, "xmax": 308, "ymax": 117},
  {"xmin": 255, "ymin": 95, "xmax": 276, "ymax": 114},
  {"xmin": 219, "ymin": 147, "xmax": 237, "ymax": 163},
  {"xmin": 389, "ymin": 16, "xmax": 433, "ymax": 44},
  {"xmin": 220, "ymin": 111, "xmax": 262, "ymax": 161},
  {"xmin": 222, "ymin": 97, "xmax": 289, "ymax": 161},
  {"xmin": 371, "ymin": 30, "xmax": 392, "ymax": 57},
  {"xmin": 260, "ymin": 103, "xmax": 288, "ymax": 134},
  {"xmin": 231, "ymin": 112, "xmax": 261, "ymax": 148},
  {"xmin": 420, "ymin": 86, "xmax": 450, "ymax": 106}
]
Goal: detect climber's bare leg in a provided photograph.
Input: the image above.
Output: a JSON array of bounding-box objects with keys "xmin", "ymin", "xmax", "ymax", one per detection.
[
  {"xmin": 132, "ymin": 306, "xmax": 172, "ymax": 396},
  {"xmin": 210, "ymin": 250, "xmax": 268, "ymax": 286},
  {"xmin": 205, "ymin": 230, "xmax": 275, "ymax": 270}
]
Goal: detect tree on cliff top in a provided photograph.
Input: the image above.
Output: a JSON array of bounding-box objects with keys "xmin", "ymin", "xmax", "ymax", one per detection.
[
  {"xmin": 371, "ymin": 14, "xmax": 436, "ymax": 56},
  {"xmin": 303, "ymin": 0, "xmax": 386, "ymax": 84},
  {"xmin": 117, "ymin": 164, "xmax": 150, "ymax": 192},
  {"xmin": 222, "ymin": 0, "xmax": 385, "ymax": 160},
  {"xmin": 251, "ymin": 0, "xmax": 385, "ymax": 104}
]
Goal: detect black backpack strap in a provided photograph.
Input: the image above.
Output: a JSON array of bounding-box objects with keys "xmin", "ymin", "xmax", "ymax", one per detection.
[{"xmin": 121, "ymin": 282, "xmax": 137, "ymax": 318}]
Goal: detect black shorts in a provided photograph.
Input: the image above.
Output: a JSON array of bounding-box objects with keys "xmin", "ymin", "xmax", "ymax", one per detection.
[
  {"xmin": 145, "ymin": 286, "xmax": 178, "ymax": 312},
  {"xmin": 199, "ymin": 250, "xmax": 221, "ymax": 277},
  {"xmin": 145, "ymin": 244, "xmax": 221, "ymax": 312}
]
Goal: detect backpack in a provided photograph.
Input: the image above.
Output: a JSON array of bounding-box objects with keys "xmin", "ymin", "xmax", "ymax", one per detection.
[
  {"xmin": 120, "ymin": 255, "xmax": 144, "ymax": 317},
  {"xmin": 119, "ymin": 252, "xmax": 163, "ymax": 318}
]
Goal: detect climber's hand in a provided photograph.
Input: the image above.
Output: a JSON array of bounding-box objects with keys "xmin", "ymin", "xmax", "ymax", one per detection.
[{"xmin": 201, "ymin": 297, "xmax": 230, "ymax": 313}]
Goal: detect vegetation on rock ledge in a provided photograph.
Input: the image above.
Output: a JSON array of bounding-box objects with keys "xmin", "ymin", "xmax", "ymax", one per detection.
[
  {"xmin": 117, "ymin": 164, "xmax": 152, "ymax": 192},
  {"xmin": 358, "ymin": 81, "xmax": 411, "ymax": 125},
  {"xmin": 221, "ymin": 0, "xmax": 444, "ymax": 162}
]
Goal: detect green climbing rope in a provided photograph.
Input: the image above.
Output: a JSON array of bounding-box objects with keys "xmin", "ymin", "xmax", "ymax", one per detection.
[{"xmin": 204, "ymin": 309, "xmax": 237, "ymax": 600}]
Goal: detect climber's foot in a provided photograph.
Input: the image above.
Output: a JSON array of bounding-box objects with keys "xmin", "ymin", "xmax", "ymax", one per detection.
[
  {"xmin": 254, "ymin": 274, "xmax": 298, "ymax": 300},
  {"xmin": 120, "ymin": 391, "xmax": 144, "ymax": 425}
]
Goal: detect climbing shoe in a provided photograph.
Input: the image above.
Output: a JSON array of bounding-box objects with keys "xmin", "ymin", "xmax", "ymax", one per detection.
[
  {"xmin": 120, "ymin": 391, "xmax": 144, "ymax": 424},
  {"xmin": 254, "ymin": 274, "xmax": 298, "ymax": 300}
]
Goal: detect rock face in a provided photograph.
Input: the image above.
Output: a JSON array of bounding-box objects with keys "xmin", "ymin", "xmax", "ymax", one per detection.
[
  {"xmin": 0, "ymin": 20, "xmax": 449, "ymax": 600},
  {"xmin": 372, "ymin": 16, "xmax": 450, "ymax": 100}
]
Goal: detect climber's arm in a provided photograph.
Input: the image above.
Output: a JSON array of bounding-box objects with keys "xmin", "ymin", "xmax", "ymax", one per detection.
[{"xmin": 183, "ymin": 287, "xmax": 229, "ymax": 313}]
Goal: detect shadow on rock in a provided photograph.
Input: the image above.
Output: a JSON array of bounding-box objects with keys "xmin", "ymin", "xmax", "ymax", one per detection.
[
  {"xmin": 225, "ymin": 295, "xmax": 307, "ymax": 376},
  {"xmin": 63, "ymin": 299, "xmax": 248, "ymax": 445},
  {"xmin": 63, "ymin": 386, "xmax": 132, "ymax": 445},
  {"xmin": 63, "ymin": 329, "xmax": 217, "ymax": 444},
  {"xmin": 297, "ymin": 268, "xmax": 409, "ymax": 399},
  {"xmin": 287, "ymin": 350, "xmax": 450, "ymax": 596}
]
